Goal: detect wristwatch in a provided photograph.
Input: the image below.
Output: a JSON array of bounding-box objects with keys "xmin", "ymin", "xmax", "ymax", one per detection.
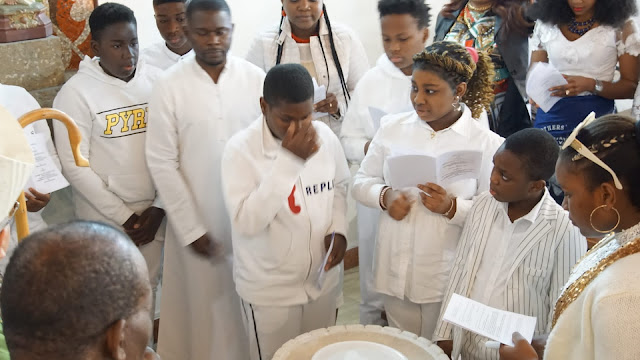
[{"xmin": 594, "ymin": 80, "xmax": 604, "ymax": 94}]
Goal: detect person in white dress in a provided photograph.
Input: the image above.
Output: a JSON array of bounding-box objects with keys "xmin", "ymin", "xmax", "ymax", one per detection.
[
  {"xmin": 528, "ymin": 0, "xmax": 640, "ymax": 146},
  {"xmin": 499, "ymin": 114, "xmax": 640, "ymax": 360},
  {"xmin": 222, "ymin": 63, "xmax": 350, "ymax": 360},
  {"xmin": 145, "ymin": 0, "xmax": 265, "ymax": 358},
  {"xmin": 246, "ymin": 0, "xmax": 369, "ymax": 135},
  {"xmin": 352, "ymin": 41, "xmax": 503, "ymax": 338},
  {"xmin": 340, "ymin": 0, "xmax": 430, "ymax": 326},
  {"xmin": 140, "ymin": 0, "xmax": 193, "ymax": 71},
  {"xmin": 0, "ymin": 84, "xmax": 63, "ymax": 270}
]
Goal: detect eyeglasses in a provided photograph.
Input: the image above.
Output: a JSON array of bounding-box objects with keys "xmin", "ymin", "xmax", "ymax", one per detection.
[{"xmin": 561, "ymin": 112, "xmax": 624, "ymax": 190}]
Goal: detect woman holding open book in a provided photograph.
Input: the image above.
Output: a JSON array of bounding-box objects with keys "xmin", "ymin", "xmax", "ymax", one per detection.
[
  {"xmin": 528, "ymin": 0, "xmax": 640, "ymax": 146},
  {"xmin": 352, "ymin": 41, "xmax": 503, "ymax": 339},
  {"xmin": 499, "ymin": 114, "xmax": 640, "ymax": 360}
]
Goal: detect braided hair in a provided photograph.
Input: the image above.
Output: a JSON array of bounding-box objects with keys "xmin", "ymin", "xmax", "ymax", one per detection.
[
  {"xmin": 412, "ymin": 41, "xmax": 495, "ymax": 118},
  {"xmin": 276, "ymin": 4, "xmax": 351, "ymax": 109},
  {"xmin": 560, "ymin": 115, "xmax": 640, "ymax": 209}
]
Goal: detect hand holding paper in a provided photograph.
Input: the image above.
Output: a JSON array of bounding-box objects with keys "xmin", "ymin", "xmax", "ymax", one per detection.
[
  {"xmin": 442, "ymin": 293, "xmax": 537, "ymax": 346},
  {"xmin": 312, "ymin": 78, "xmax": 329, "ymax": 119},
  {"xmin": 316, "ymin": 232, "xmax": 335, "ymax": 290},
  {"xmin": 24, "ymin": 133, "xmax": 69, "ymax": 194},
  {"xmin": 526, "ymin": 62, "xmax": 568, "ymax": 112},
  {"xmin": 386, "ymin": 150, "xmax": 483, "ymax": 190}
]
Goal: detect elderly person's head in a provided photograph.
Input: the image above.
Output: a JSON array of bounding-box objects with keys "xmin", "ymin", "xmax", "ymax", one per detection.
[{"xmin": 0, "ymin": 221, "xmax": 157, "ymax": 360}]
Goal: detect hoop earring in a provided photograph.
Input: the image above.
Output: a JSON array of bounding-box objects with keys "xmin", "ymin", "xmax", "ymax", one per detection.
[
  {"xmin": 452, "ymin": 96, "xmax": 462, "ymax": 112},
  {"xmin": 590, "ymin": 205, "xmax": 621, "ymax": 234}
]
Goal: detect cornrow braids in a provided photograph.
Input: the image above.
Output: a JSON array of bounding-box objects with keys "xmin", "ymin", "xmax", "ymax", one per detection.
[
  {"xmin": 413, "ymin": 41, "xmax": 495, "ymax": 118},
  {"xmin": 276, "ymin": 4, "xmax": 350, "ymax": 114}
]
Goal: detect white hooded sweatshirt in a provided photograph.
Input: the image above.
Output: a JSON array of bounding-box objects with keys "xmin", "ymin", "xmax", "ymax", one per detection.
[
  {"xmin": 340, "ymin": 54, "xmax": 414, "ymax": 164},
  {"xmin": 53, "ymin": 56, "xmax": 163, "ymax": 225}
]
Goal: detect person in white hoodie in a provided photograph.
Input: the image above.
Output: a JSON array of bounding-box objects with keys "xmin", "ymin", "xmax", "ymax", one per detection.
[
  {"xmin": 0, "ymin": 83, "xmax": 63, "ymax": 270},
  {"xmin": 140, "ymin": 0, "xmax": 193, "ymax": 71},
  {"xmin": 340, "ymin": 0, "xmax": 430, "ymax": 326},
  {"xmin": 52, "ymin": 2, "xmax": 165, "ymax": 321},
  {"xmin": 222, "ymin": 63, "xmax": 350, "ymax": 360},
  {"xmin": 246, "ymin": 0, "xmax": 369, "ymax": 135},
  {"xmin": 353, "ymin": 41, "xmax": 503, "ymax": 339},
  {"xmin": 145, "ymin": 0, "xmax": 265, "ymax": 358}
]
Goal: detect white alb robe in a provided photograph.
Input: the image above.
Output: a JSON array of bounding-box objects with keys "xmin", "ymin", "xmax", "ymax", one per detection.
[{"xmin": 146, "ymin": 55, "xmax": 265, "ymax": 360}]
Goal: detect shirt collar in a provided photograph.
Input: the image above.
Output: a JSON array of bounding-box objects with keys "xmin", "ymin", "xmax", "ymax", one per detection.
[
  {"xmin": 400, "ymin": 105, "xmax": 475, "ymax": 138},
  {"xmin": 498, "ymin": 188, "xmax": 549, "ymax": 225}
]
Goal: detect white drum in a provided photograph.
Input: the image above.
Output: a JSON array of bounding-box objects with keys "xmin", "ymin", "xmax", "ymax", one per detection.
[{"xmin": 273, "ymin": 325, "xmax": 449, "ymax": 360}]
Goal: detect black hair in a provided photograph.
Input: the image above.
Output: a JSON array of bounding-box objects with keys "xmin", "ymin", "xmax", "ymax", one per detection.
[
  {"xmin": 186, "ymin": 0, "xmax": 231, "ymax": 21},
  {"xmin": 89, "ymin": 2, "xmax": 137, "ymax": 42},
  {"xmin": 559, "ymin": 115, "xmax": 640, "ymax": 209},
  {"xmin": 528, "ymin": 0, "xmax": 637, "ymax": 28},
  {"xmin": 0, "ymin": 221, "xmax": 147, "ymax": 358},
  {"xmin": 413, "ymin": 41, "xmax": 495, "ymax": 119},
  {"xmin": 503, "ymin": 128, "xmax": 559, "ymax": 181},
  {"xmin": 377, "ymin": 0, "xmax": 431, "ymax": 28},
  {"xmin": 153, "ymin": 0, "xmax": 186, "ymax": 6},
  {"xmin": 276, "ymin": 4, "xmax": 350, "ymax": 112},
  {"xmin": 264, "ymin": 64, "xmax": 314, "ymax": 106}
]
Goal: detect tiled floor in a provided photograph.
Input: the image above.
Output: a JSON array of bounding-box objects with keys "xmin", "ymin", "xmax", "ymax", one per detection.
[{"xmin": 337, "ymin": 267, "xmax": 361, "ymax": 325}]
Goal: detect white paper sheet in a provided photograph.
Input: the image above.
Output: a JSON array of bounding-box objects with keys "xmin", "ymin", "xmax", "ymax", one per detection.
[
  {"xmin": 368, "ymin": 107, "xmax": 388, "ymax": 130},
  {"xmin": 386, "ymin": 150, "xmax": 483, "ymax": 189},
  {"xmin": 443, "ymin": 293, "xmax": 537, "ymax": 346},
  {"xmin": 315, "ymin": 232, "xmax": 335, "ymax": 290},
  {"xmin": 313, "ymin": 78, "xmax": 329, "ymax": 120},
  {"xmin": 526, "ymin": 62, "xmax": 568, "ymax": 112},
  {"xmin": 24, "ymin": 133, "xmax": 69, "ymax": 194}
]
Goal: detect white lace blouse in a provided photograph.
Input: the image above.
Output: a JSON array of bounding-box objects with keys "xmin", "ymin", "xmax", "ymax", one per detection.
[{"xmin": 530, "ymin": 20, "xmax": 640, "ymax": 83}]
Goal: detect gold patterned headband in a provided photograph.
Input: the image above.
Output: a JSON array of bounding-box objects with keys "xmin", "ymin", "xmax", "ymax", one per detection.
[{"xmin": 562, "ymin": 112, "xmax": 624, "ymax": 190}]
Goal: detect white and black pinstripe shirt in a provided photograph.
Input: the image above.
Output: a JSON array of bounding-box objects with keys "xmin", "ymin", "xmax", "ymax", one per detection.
[{"xmin": 433, "ymin": 190, "xmax": 587, "ymax": 360}]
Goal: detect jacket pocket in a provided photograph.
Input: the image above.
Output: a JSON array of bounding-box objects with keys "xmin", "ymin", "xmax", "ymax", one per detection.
[{"xmin": 106, "ymin": 173, "xmax": 155, "ymax": 204}]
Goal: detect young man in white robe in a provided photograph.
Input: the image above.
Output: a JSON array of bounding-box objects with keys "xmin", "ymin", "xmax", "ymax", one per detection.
[
  {"xmin": 146, "ymin": 0, "xmax": 265, "ymax": 358},
  {"xmin": 140, "ymin": 0, "xmax": 193, "ymax": 70},
  {"xmin": 222, "ymin": 64, "xmax": 350, "ymax": 360},
  {"xmin": 52, "ymin": 2, "xmax": 165, "ymax": 324},
  {"xmin": 433, "ymin": 129, "xmax": 587, "ymax": 359},
  {"xmin": 0, "ymin": 83, "xmax": 63, "ymax": 270},
  {"xmin": 339, "ymin": 0, "xmax": 430, "ymax": 326}
]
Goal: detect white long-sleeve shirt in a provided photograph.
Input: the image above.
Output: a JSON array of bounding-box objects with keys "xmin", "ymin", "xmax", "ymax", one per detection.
[
  {"xmin": 246, "ymin": 16, "xmax": 369, "ymax": 134},
  {"xmin": 222, "ymin": 117, "xmax": 350, "ymax": 306},
  {"xmin": 1, "ymin": 84, "xmax": 62, "ymax": 270},
  {"xmin": 146, "ymin": 55, "xmax": 265, "ymax": 247},
  {"xmin": 433, "ymin": 190, "xmax": 586, "ymax": 360},
  {"xmin": 352, "ymin": 106, "xmax": 503, "ymax": 303},
  {"xmin": 340, "ymin": 54, "xmax": 413, "ymax": 163},
  {"xmin": 53, "ymin": 56, "xmax": 162, "ymax": 226}
]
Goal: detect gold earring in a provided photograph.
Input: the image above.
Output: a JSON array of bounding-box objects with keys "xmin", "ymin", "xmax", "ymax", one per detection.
[{"xmin": 590, "ymin": 205, "xmax": 621, "ymax": 234}]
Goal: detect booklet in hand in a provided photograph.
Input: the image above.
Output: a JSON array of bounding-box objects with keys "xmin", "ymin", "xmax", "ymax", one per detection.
[{"xmin": 386, "ymin": 150, "xmax": 483, "ymax": 189}]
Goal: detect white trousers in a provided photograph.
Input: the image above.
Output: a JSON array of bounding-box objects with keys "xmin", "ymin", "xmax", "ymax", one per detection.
[
  {"xmin": 356, "ymin": 203, "xmax": 385, "ymax": 325},
  {"xmin": 241, "ymin": 289, "xmax": 339, "ymax": 360},
  {"xmin": 384, "ymin": 295, "xmax": 441, "ymax": 339},
  {"xmin": 138, "ymin": 237, "xmax": 164, "ymax": 319}
]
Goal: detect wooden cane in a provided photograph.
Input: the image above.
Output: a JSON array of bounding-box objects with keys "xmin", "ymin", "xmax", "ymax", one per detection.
[{"xmin": 15, "ymin": 108, "xmax": 89, "ymax": 241}]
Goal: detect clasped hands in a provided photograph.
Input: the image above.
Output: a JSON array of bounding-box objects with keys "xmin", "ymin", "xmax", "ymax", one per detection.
[
  {"xmin": 382, "ymin": 183, "xmax": 454, "ymax": 221},
  {"xmin": 123, "ymin": 206, "xmax": 165, "ymax": 247}
]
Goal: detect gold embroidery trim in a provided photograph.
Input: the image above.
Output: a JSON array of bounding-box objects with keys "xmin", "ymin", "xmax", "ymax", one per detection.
[{"xmin": 552, "ymin": 236, "xmax": 640, "ymax": 327}]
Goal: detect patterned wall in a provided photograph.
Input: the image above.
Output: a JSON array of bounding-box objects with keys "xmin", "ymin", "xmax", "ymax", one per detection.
[{"xmin": 49, "ymin": 0, "xmax": 94, "ymax": 69}]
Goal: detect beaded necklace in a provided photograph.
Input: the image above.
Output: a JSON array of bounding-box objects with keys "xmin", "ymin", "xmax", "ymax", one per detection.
[{"xmin": 568, "ymin": 17, "xmax": 596, "ymax": 36}]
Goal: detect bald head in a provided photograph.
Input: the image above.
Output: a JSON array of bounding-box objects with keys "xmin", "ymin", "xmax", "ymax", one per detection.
[{"xmin": 0, "ymin": 221, "xmax": 151, "ymax": 360}]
